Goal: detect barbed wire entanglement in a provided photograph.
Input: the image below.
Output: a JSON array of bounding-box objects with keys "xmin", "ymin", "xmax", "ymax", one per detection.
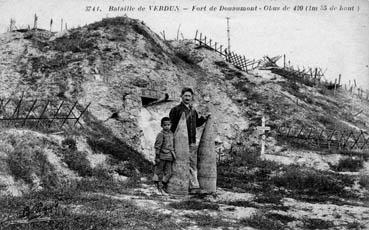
[
  {"xmin": 0, "ymin": 93, "xmax": 90, "ymax": 132},
  {"xmin": 273, "ymin": 55, "xmax": 369, "ymax": 102},
  {"xmin": 340, "ymin": 81, "xmax": 369, "ymax": 102},
  {"xmin": 194, "ymin": 32, "xmax": 368, "ymax": 102},
  {"xmin": 276, "ymin": 125, "xmax": 368, "ymax": 151},
  {"xmin": 194, "ymin": 30, "xmax": 263, "ymax": 72}
]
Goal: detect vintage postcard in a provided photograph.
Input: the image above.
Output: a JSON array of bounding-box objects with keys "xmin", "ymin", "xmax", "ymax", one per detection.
[{"xmin": 0, "ymin": 0, "xmax": 368, "ymax": 229}]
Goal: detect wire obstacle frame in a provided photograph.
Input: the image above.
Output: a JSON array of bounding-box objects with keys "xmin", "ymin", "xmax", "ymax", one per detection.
[{"xmin": 0, "ymin": 94, "xmax": 90, "ymax": 132}]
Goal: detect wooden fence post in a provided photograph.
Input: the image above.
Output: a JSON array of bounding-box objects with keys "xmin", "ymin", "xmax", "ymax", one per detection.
[
  {"xmin": 74, "ymin": 103, "xmax": 91, "ymax": 126},
  {"xmin": 343, "ymin": 131, "xmax": 353, "ymax": 148},
  {"xmin": 49, "ymin": 101, "xmax": 64, "ymax": 127},
  {"xmin": 361, "ymin": 137, "xmax": 369, "ymax": 150},
  {"xmin": 286, "ymin": 127, "xmax": 292, "ymax": 137},
  {"xmin": 50, "ymin": 18, "xmax": 53, "ymax": 31},
  {"xmin": 34, "ymin": 13, "xmax": 38, "ymax": 29},
  {"xmin": 60, "ymin": 101, "xmax": 78, "ymax": 128},
  {"xmin": 22, "ymin": 99, "xmax": 38, "ymax": 127},
  {"xmin": 296, "ymin": 127, "xmax": 304, "ymax": 138},
  {"xmin": 243, "ymin": 56, "xmax": 248, "ymax": 72},
  {"xmin": 35, "ymin": 100, "xmax": 50, "ymax": 128}
]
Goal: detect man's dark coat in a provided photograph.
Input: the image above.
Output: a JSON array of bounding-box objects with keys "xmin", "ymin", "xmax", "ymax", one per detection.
[{"xmin": 169, "ymin": 102, "xmax": 207, "ymax": 144}]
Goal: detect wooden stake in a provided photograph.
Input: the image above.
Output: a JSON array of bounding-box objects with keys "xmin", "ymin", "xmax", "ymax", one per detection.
[
  {"xmin": 226, "ymin": 17, "xmax": 231, "ymax": 55},
  {"xmin": 176, "ymin": 24, "xmax": 181, "ymax": 41},
  {"xmin": 23, "ymin": 99, "xmax": 38, "ymax": 126},
  {"xmin": 33, "ymin": 13, "xmax": 38, "ymax": 29},
  {"xmin": 244, "ymin": 56, "xmax": 248, "ymax": 72},
  {"xmin": 50, "ymin": 18, "xmax": 53, "ymax": 31}
]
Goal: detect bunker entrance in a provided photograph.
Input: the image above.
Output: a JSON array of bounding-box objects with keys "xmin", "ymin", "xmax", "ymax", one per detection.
[{"xmin": 141, "ymin": 97, "xmax": 157, "ymax": 106}]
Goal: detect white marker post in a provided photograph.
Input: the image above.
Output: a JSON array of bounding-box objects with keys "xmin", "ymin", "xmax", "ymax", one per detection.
[{"xmin": 256, "ymin": 116, "xmax": 270, "ymax": 157}]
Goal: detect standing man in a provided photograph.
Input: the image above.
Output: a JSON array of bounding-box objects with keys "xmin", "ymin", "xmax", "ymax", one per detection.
[{"xmin": 169, "ymin": 87, "xmax": 210, "ymax": 194}]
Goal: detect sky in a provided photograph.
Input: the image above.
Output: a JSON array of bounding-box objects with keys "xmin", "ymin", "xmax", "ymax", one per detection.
[{"xmin": 0, "ymin": 0, "xmax": 368, "ymax": 89}]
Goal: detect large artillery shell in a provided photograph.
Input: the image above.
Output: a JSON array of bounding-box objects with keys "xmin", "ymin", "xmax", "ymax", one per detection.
[
  {"xmin": 197, "ymin": 116, "xmax": 217, "ymax": 193},
  {"xmin": 167, "ymin": 112, "xmax": 189, "ymax": 195}
]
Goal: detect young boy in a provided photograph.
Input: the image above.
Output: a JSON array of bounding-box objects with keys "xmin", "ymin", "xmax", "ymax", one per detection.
[{"xmin": 152, "ymin": 117, "xmax": 176, "ymax": 192}]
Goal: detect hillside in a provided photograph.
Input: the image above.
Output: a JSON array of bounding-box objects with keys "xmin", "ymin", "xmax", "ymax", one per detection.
[{"xmin": 0, "ymin": 17, "xmax": 368, "ymax": 229}]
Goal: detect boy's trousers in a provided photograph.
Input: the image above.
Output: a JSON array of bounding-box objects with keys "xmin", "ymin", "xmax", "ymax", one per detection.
[
  {"xmin": 153, "ymin": 160, "xmax": 172, "ymax": 183},
  {"xmin": 189, "ymin": 143, "xmax": 200, "ymax": 189}
]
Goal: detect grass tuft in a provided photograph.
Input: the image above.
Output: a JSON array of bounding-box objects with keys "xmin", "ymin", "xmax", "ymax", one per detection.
[
  {"xmin": 240, "ymin": 212, "xmax": 287, "ymax": 230},
  {"xmin": 169, "ymin": 200, "xmax": 219, "ymax": 211},
  {"xmin": 271, "ymin": 165, "xmax": 353, "ymax": 195},
  {"xmin": 62, "ymin": 149, "xmax": 92, "ymax": 177},
  {"xmin": 266, "ymin": 213, "xmax": 297, "ymax": 225},
  {"xmin": 359, "ymin": 173, "xmax": 369, "ymax": 190},
  {"xmin": 7, "ymin": 143, "xmax": 59, "ymax": 188},
  {"xmin": 302, "ymin": 218, "xmax": 334, "ymax": 229},
  {"xmin": 0, "ymin": 190, "xmax": 185, "ymax": 230},
  {"xmin": 331, "ymin": 157, "xmax": 364, "ymax": 172},
  {"xmin": 183, "ymin": 213, "xmax": 235, "ymax": 228},
  {"xmin": 345, "ymin": 221, "xmax": 366, "ymax": 229}
]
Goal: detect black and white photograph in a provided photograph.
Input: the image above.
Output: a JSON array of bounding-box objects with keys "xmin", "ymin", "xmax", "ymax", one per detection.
[{"xmin": 0, "ymin": 0, "xmax": 368, "ymax": 229}]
